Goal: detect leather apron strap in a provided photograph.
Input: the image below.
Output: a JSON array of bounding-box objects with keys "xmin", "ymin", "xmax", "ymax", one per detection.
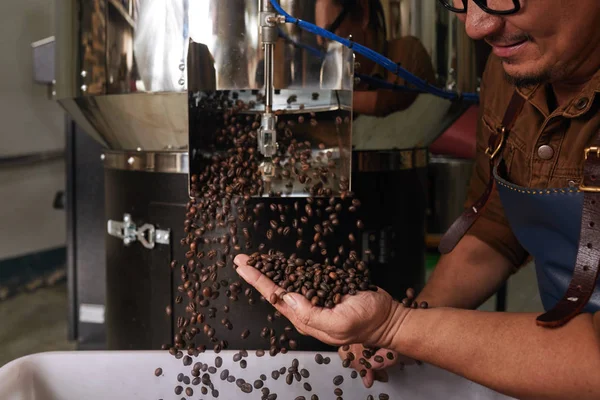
[
  {"xmin": 537, "ymin": 147, "xmax": 600, "ymax": 327},
  {"xmin": 438, "ymin": 91, "xmax": 526, "ymax": 254}
]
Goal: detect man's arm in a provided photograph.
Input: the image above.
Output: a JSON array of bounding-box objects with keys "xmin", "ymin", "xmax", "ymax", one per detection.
[
  {"xmin": 416, "ymin": 234, "xmax": 515, "ymax": 309},
  {"xmin": 389, "ymin": 306, "xmax": 600, "ymax": 400}
]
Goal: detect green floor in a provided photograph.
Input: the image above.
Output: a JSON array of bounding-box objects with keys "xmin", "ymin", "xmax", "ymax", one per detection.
[{"xmin": 0, "ymin": 284, "xmax": 76, "ymax": 367}]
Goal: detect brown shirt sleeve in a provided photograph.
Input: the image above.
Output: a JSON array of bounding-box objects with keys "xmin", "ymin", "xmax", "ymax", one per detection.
[{"xmin": 464, "ymin": 57, "xmax": 528, "ymax": 268}]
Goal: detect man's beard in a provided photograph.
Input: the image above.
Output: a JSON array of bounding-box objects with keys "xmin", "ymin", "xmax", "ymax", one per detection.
[{"xmin": 503, "ymin": 70, "xmax": 550, "ymax": 89}]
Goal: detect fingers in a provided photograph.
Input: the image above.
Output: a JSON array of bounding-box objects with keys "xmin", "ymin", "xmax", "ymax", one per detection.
[
  {"xmin": 234, "ymin": 254, "xmax": 285, "ymax": 301},
  {"xmin": 234, "ymin": 255, "xmax": 328, "ymax": 340}
]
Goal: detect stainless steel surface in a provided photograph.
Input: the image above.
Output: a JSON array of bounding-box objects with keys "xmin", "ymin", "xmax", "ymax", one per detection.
[
  {"xmin": 427, "ymin": 156, "xmax": 474, "ymax": 234},
  {"xmin": 107, "ymin": 213, "xmax": 171, "ymax": 249},
  {"xmin": 31, "ymin": 36, "xmax": 55, "ymax": 86},
  {"xmin": 355, "ymin": 149, "xmax": 428, "ymax": 172},
  {"xmin": 102, "ymin": 150, "xmax": 188, "ymax": 173},
  {"xmin": 386, "ymin": 0, "xmax": 479, "ymax": 92},
  {"xmin": 55, "ymin": 0, "xmax": 354, "ymax": 153}
]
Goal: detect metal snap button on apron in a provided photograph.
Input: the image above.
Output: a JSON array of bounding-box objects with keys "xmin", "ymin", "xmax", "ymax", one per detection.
[
  {"xmin": 575, "ymin": 97, "xmax": 589, "ymax": 110},
  {"xmin": 537, "ymin": 145, "xmax": 554, "ymax": 160}
]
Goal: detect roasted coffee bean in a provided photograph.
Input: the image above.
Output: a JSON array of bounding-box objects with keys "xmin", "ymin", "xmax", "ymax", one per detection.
[
  {"xmin": 254, "ymin": 379, "xmax": 264, "ymax": 389},
  {"xmin": 360, "ymin": 369, "xmax": 367, "ymax": 377},
  {"xmin": 367, "ymin": 396, "xmax": 374, "ymax": 400},
  {"xmin": 208, "ymin": 366, "xmax": 217, "ymax": 374},
  {"xmin": 351, "ymin": 370, "xmax": 358, "ymax": 379},
  {"xmin": 227, "ymin": 375, "xmax": 236, "ymax": 383},
  {"xmin": 241, "ymin": 329, "xmax": 250, "ymax": 339},
  {"xmin": 379, "ymin": 394, "xmax": 390, "ymax": 400},
  {"xmin": 240, "ymin": 360, "xmax": 247, "ymax": 369},
  {"xmin": 240, "ymin": 382, "xmax": 253, "ymax": 393},
  {"xmin": 220, "ymin": 369, "xmax": 229, "ymax": 380},
  {"xmin": 267, "ymin": 394, "xmax": 278, "ymax": 400},
  {"xmin": 295, "ymin": 397, "xmax": 306, "ymax": 400},
  {"xmin": 334, "ymin": 388, "xmax": 343, "ymax": 396},
  {"xmin": 386, "ymin": 352, "xmax": 395, "ymax": 360},
  {"xmin": 311, "ymin": 395, "xmax": 319, "ymax": 400},
  {"xmin": 154, "ymin": 368, "xmax": 162, "ymax": 377},
  {"xmin": 342, "ymin": 345, "xmax": 350, "ymax": 351},
  {"xmin": 192, "ymin": 377, "xmax": 200, "ymax": 385},
  {"xmin": 183, "ymin": 376, "xmax": 190, "ymax": 385},
  {"xmin": 185, "ymin": 387, "xmax": 193, "ymax": 396},
  {"xmin": 256, "ymin": 349, "xmax": 265, "ymax": 357},
  {"xmin": 271, "ymin": 370, "xmax": 280, "ymax": 380},
  {"xmin": 420, "ymin": 301, "xmax": 429, "ymax": 309},
  {"xmin": 300, "ymin": 368, "xmax": 309, "ymax": 378},
  {"xmin": 333, "ymin": 375, "xmax": 344, "ymax": 385},
  {"xmin": 303, "ymin": 382, "xmax": 312, "ymax": 391},
  {"xmin": 286, "ymin": 373, "xmax": 294, "ymax": 385},
  {"xmin": 212, "ymin": 389, "xmax": 220, "ymax": 397},
  {"xmin": 342, "ymin": 359, "xmax": 351, "ymax": 368},
  {"xmin": 323, "ymin": 357, "xmax": 331, "ymax": 364},
  {"xmin": 174, "ymin": 386, "xmax": 183, "ymax": 395}
]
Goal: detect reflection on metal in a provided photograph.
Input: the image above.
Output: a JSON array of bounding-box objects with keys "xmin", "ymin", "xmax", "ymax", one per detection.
[
  {"xmin": 354, "ymin": 149, "xmax": 428, "ymax": 172},
  {"xmin": 56, "ymin": 0, "xmax": 353, "ymax": 152},
  {"xmin": 102, "ymin": 150, "xmax": 189, "ymax": 173},
  {"xmin": 107, "ymin": 213, "xmax": 171, "ymax": 249},
  {"xmin": 386, "ymin": 0, "xmax": 478, "ymax": 91}
]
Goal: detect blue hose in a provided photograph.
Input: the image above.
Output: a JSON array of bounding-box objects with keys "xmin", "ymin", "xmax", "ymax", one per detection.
[
  {"xmin": 269, "ymin": 0, "xmax": 479, "ymax": 103},
  {"xmin": 278, "ymin": 28, "xmax": 325, "ymax": 59}
]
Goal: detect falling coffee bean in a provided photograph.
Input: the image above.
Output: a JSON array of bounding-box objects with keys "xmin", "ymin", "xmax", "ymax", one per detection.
[{"xmin": 154, "ymin": 368, "xmax": 162, "ymax": 377}]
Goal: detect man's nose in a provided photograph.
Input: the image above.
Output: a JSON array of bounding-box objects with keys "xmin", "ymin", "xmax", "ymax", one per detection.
[{"xmin": 458, "ymin": 0, "xmax": 503, "ymax": 41}]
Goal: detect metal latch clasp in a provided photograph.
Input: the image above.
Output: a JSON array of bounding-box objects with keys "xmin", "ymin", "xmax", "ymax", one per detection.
[
  {"xmin": 579, "ymin": 147, "xmax": 600, "ymax": 192},
  {"xmin": 107, "ymin": 214, "xmax": 170, "ymax": 249}
]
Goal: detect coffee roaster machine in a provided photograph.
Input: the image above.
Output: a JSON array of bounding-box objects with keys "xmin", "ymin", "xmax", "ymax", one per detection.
[{"xmin": 54, "ymin": 0, "xmax": 479, "ymax": 350}]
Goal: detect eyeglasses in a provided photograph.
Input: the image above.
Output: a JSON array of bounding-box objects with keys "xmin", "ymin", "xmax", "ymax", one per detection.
[{"xmin": 438, "ymin": 0, "xmax": 521, "ymax": 16}]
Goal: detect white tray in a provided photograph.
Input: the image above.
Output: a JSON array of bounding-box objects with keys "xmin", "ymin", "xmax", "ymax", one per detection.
[{"xmin": 0, "ymin": 351, "xmax": 514, "ymax": 400}]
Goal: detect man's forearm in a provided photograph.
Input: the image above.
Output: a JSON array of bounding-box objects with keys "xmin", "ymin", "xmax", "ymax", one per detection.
[
  {"xmin": 388, "ymin": 307, "xmax": 600, "ymax": 400},
  {"xmin": 417, "ymin": 235, "xmax": 515, "ymax": 309}
]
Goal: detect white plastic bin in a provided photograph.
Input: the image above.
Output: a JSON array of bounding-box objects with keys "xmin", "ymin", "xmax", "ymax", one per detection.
[{"xmin": 0, "ymin": 351, "xmax": 514, "ymax": 400}]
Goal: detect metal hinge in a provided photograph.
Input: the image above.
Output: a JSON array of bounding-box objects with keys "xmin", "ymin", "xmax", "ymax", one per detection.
[{"xmin": 107, "ymin": 213, "xmax": 170, "ymax": 249}]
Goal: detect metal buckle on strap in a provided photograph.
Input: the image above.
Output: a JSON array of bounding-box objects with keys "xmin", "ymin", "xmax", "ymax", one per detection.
[
  {"xmin": 485, "ymin": 126, "xmax": 506, "ymax": 160},
  {"xmin": 579, "ymin": 147, "xmax": 600, "ymax": 192}
]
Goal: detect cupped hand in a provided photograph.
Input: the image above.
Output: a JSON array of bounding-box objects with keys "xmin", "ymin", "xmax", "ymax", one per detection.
[
  {"xmin": 338, "ymin": 344, "xmax": 416, "ymax": 388},
  {"xmin": 234, "ymin": 254, "xmax": 408, "ymax": 348}
]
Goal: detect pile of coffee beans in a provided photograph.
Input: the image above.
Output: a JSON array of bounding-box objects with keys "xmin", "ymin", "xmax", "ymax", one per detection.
[{"xmin": 157, "ymin": 90, "xmax": 403, "ymax": 398}]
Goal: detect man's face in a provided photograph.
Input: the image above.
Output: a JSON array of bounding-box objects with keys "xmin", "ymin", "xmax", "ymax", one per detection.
[{"xmin": 457, "ymin": 0, "xmax": 600, "ymax": 85}]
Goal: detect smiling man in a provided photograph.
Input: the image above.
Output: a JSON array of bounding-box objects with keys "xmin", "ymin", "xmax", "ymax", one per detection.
[{"xmin": 235, "ymin": 1, "xmax": 600, "ymax": 399}]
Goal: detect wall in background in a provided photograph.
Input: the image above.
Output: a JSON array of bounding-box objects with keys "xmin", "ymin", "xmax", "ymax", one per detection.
[{"xmin": 0, "ymin": 0, "xmax": 66, "ymax": 261}]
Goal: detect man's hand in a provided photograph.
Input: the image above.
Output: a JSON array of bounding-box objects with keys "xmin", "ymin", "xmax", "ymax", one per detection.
[
  {"xmin": 234, "ymin": 254, "xmax": 409, "ymax": 348},
  {"xmin": 339, "ymin": 344, "xmax": 416, "ymax": 388}
]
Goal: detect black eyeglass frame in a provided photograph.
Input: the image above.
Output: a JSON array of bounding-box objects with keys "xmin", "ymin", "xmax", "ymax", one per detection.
[{"xmin": 439, "ymin": 0, "xmax": 521, "ymax": 16}]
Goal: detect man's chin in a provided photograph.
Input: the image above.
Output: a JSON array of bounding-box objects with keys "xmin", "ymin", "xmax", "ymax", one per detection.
[{"xmin": 502, "ymin": 65, "xmax": 549, "ymax": 89}]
